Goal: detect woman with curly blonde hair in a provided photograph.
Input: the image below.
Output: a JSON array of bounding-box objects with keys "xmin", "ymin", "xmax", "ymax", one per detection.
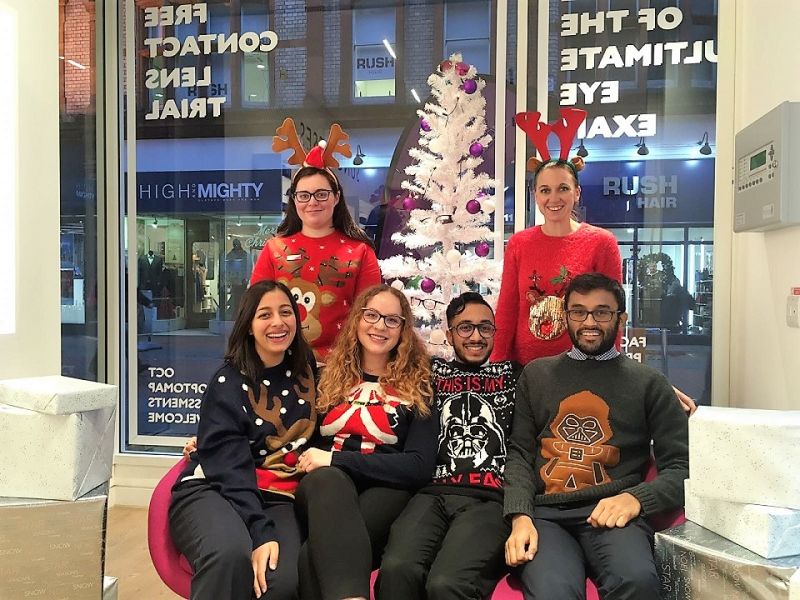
[{"xmin": 294, "ymin": 284, "xmax": 437, "ymax": 600}]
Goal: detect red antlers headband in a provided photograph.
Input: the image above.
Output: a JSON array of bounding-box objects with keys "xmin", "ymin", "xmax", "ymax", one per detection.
[
  {"xmin": 272, "ymin": 117, "xmax": 353, "ymax": 170},
  {"xmin": 515, "ymin": 108, "xmax": 588, "ymax": 173}
]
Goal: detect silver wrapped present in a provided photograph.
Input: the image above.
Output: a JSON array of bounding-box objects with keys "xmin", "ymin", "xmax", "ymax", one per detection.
[
  {"xmin": 103, "ymin": 576, "xmax": 118, "ymax": 600},
  {"xmin": 0, "ymin": 486, "xmax": 107, "ymax": 600},
  {"xmin": 655, "ymin": 522, "xmax": 800, "ymax": 599}
]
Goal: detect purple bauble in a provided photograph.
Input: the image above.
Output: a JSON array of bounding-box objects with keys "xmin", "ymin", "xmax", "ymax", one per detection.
[
  {"xmin": 421, "ymin": 277, "xmax": 436, "ymax": 293},
  {"xmin": 462, "ymin": 79, "xmax": 478, "ymax": 94},
  {"xmin": 420, "ymin": 119, "xmax": 431, "ymax": 132},
  {"xmin": 455, "ymin": 62, "xmax": 470, "ymax": 76},
  {"xmin": 466, "ymin": 199, "xmax": 481, "ymax": 214},
  {"xmin": 475, "ymin": 242, "xmax": 490, "ymax": 257},
  {"xmin": 402, "ymin": 196, "xmax": 416, "ymax": 211},
  {"xmin": 469, "ymin": 142, "xmax": 484, "ymax": 157}
]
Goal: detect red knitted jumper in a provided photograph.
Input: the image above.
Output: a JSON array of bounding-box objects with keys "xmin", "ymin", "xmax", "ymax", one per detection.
[
  {"xmin": 251, "ymin": 231, "xmax": 381, "ymax": 360},
  {"xmin": 491, "ymin": 223, "xmax": 622, "ymax": 365}
]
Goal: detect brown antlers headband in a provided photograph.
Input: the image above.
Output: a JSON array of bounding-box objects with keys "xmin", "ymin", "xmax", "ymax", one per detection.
[
  {"xmin": 516, "ymin": 108, "xmax": 588, "ymax": 172},
  {"xmin": 272, "ymin": 118, "xmax": 353, "ymax": 169}
]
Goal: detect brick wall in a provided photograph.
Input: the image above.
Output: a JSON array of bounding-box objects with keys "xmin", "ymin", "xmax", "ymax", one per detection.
[
  {"xmin": 323, "ymin": 0, "xmax": 342, "ymax": 105},
  {"xmin": 273, "ymin": 0, "xmax": 307, "ymax": 106},
  {"xmin": 404, "ymin": 1, "xmax": 436, "ymax": 103},
  {"xmin": 63, "ymin": 0, "xmax": 94, "ymax": 114}
]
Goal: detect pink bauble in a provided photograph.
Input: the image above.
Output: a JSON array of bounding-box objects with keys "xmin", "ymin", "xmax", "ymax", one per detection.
[
  {"xmin": 469, "ymin": 142, "xmax": 484, "ymax": 157},
  {"xmin": 420, "ymin": 119, "xmax": 431, "ymax": 132},
  {"xmin": 475, "ymin": 242, "xmax": 490, "ymax": 257},
  {"xmin": 466, "ymin": 199, "xmax": 481, "ymax": 214},
  {"xmin": 439, "ymin": 60, "xmax": 452, "ymax": 72},
  {"xmin": 402, "ymin": 196, "xmax": 416, "ymax": 211},
  {"xmin": 462, "ymin": 79, "xmax": 478, "ymax": 94},
  {"xmin": 455, "ymin": 62, "xmax": 470, "ymax": 76},
  {"xmin": 421, "ymin": 277, "xmax": 436, "ymax": 293}
]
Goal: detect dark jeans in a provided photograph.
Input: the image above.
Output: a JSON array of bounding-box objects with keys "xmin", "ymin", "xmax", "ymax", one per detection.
[
  {"xmin": 170, "ymin": 481, "xmax": 301, "ymax": 600},
  {"xmin": 516, "ymin": 503, "xmax": 658, "ymax": 600},
  {"xmin": 376, "ymin": 492, "xmax": 510, "ymax": 600},
  {"xmin": 294, "ymin": 466, "xmax": 412, "ymax": 600}
]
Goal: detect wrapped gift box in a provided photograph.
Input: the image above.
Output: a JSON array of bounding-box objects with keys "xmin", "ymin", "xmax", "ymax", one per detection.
[
  {"xmin": 0, "ymin": 402, "xmax": 115, "ymax": 500},
  {"xmin": 103, "ymin": 576, "xmax": 118, "ymax": 600},
  {"xmin": 685, "ymin": 479, "xmax": 800, "ymax": 559},
  {"xmin": 655, "ymin": 522, "xmax": 800, "ymax": 600},
  {"xmin": 0, "ymin": 375, "xmax": 116, "ymax": 414},
  {"xmin": 689, "ymin": 407, "xmax": 800, "ymax": 510},
  {"xmin": 0, "ymin": 487, "xmax": 107, "ymax": 600}
]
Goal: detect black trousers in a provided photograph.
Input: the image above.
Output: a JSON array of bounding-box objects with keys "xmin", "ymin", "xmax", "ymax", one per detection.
[
  {"xmin": 169, "ymin": 481, "xmax": 302, "ymax": 600},
  {"xmin": 376, "ymin": 492, "xmax": 510, "ymax": 600},
  {"xmin": 515, "ymin": 504, "xmax": 658, "ymax": 600},
  {"xmin": 294, "ymin": 467, "xmax": 412, "ymax": 600}
]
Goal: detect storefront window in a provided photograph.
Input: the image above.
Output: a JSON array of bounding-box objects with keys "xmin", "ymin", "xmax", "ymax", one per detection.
[
  {"xmin": 60, "ymin": 0, "xmax": 101, "ymax": 380},
  {"xmin": 353, "ymin": 8, "xmax": 396, "ymax": 101}
]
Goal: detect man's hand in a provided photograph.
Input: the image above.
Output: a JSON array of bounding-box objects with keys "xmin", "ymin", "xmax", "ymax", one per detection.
[
  {"xmin": 297, "ymin": 448, "xmax": 332, "ymax": 473},
  {"xmin": 252, "ymin": 541, "xmax": 279, "ymax": 599},
  {"xmin": 673, "ymin": 386, "xmax": 697, "ymax": 416},
  {"xmin": 587, "ymin": 492, "xmax": 641, "ymax": 528},
  {"xmin": 182, "ymin": 436, "xmax": 198, "ymax": 459},
  {"xmin": 505, "ymin": 514, "xmax": 538, "ymax": 567}
]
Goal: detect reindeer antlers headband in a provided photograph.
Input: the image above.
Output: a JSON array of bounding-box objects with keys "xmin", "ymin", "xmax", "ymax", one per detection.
[
  {"xmin": 272, "ymin": 117, "xmax": 353, "ymax": 173},
  {"xmin": 515, "ymin": 108, "xmax": 588, "ymax": 174}
]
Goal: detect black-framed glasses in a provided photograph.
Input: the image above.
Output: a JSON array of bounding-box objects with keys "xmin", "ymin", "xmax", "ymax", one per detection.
[
  {"xmin": 410, "ymin": 297, "xmax": 445, "ymax": 310},
  {"xmin": 420, "ymin": 214, "xmax": 454, "ymax": 224},
  {"xmin": 292, "ymin": 189, "xmax": 335, "ymax": 203},
  {"xmin": 565, "ymin": 309, "xmax": 621, "ymax": 323},
  {"xmin": 448, "ymin": 322, "xmax": 497, "ymax": 338},
  {"xmin": 361, "ymin": 308, "xmax": 405, "ymax": 329}
]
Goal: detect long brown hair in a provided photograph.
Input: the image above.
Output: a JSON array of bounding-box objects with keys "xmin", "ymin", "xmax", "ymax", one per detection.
[
  {"xmin": 225, "ymin": 280, "xmax": 313, "ymax": 388},
  {"xmin": 276, "ymin": 166, "xmax": 373, "ymax": 246},
  {"xmin": 317, "ymin": 285, "xmax": 431, "ymax": 416}
]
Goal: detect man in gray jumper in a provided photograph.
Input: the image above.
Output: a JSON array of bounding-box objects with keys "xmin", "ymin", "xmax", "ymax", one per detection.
[{"xmin": 504, "ymin": 272, "xmax": 689, "ymax": 600}]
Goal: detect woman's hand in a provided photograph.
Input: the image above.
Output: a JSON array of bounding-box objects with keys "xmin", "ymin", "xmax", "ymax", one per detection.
[
  {"xmin": 252, "ymin": 541, "xmax": 279, "ymax": 599},
  {"xmin": 297, "ymin": 448, "xmax": 332, "ymax": 472},
  {"xmin": 182, "ymin": 436, "xmax": 198, "ymax": 458},
  {"xmin": 672, "ymin": 386, "xmax": 697, "ymax": 416}
]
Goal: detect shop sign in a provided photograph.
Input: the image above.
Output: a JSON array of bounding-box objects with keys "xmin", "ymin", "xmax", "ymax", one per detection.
[{"xmin": 354, "ymin": 44, "xmax": 395, "ymax": 80}]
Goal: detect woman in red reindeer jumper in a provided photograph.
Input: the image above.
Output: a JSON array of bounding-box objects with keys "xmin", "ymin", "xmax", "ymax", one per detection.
[
  {"xmin": 294, "ymin": 284, "xmax": 437, "ymax": 600},
  {"xmin": 250, "ymin": 119, "xmax": 381, "ymax": 364},
  {"xmin": 491, "ymin": 108, "xmax": 623, "ymax": 367}
]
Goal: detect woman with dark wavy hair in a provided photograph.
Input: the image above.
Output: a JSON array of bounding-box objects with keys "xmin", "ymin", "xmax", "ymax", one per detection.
[
  {"xmin": 170, "ymin": 280, "xmax": 318, "ymax": 600},
  {"xmin": 250, "ymin": 166, "xmax": 381, "ymax": 363},
  {"xmin": 294, "ymin": 284, "xmax": 437, "ymax": 600}
]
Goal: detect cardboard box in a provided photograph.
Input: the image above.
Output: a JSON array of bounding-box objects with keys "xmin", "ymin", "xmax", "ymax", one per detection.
[
  {"xmin": 655, "ymin": 522, "xmax": 800, "ymax": 600},
  {"xmin": 0, "ymin": 487, "xmax": 107, "ymax": 600},
  {"xmin": 689, "ymin": 406, "xmax": 800, "ymax": 510},
  {"xmin": 0, "ymin": 403, "xmax": 115, "ymax": 500},
  {"xmin": 103, "ymin": 576, "xmax": 118, "ymax": 600},
  {"xmin": 0, "ymin": 375, "xmax": 117, "ymax": 414},
  {"xmin": 685, "ymin": 479, "xmax": 800, "ymax": 559}
]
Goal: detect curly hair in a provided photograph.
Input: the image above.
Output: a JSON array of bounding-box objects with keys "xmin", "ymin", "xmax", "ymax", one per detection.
[{"xmin": 316, "ymin": 284, "xmax": 432, "ymax": 417}]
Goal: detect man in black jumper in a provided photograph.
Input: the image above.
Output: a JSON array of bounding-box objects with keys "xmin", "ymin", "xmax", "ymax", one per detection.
[
  {"xmin": 504, "ymin": 273, "xmax": 689, "ymax": 600},
  {"xmin": 376, "ymin": 292, "xmax": 521, "ymax": 600}
]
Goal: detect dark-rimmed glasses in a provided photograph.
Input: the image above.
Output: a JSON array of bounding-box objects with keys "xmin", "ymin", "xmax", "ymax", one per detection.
[
  {"xmin": 448, "ymin": 322, "xmax": 497, "ymax": 338},
  {"xmin": 411, "ymin": 297, "xmax": 445, "ymax": 310},
  {"xmin": 292, "ymin": 189, "xmax": 335, "ymax": 203},
  {"xmin": 361, "ymin": 308, "xmax": 405, "ymax": 329},
  {"xmin": 565, "ymin": 309, "xmax": 621, "ymax": 323}
]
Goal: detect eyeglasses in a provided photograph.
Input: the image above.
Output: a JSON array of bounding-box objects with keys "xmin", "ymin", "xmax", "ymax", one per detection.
[
  {"xmin": 448, "ymin": 322, "xmax": 497, "ymax": 338},
  {"xmin": 410, "ymin": 297, "xmax": 445, "ymax": 310},
  {"xmin": 565, "ymin": 309, "xmax": 621, "ymax": 323},
  {"xmin": 292, "ymin": 189, "xmax": 335, "ymax": 203},
  {"xmin": 361, "ymin": 308, "xmax": 405, "ymax": 329}
]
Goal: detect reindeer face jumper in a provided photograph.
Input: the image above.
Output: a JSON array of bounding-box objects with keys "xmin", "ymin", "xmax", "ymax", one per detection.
[{"xmin": 175, "ymin": 360, "xmax": 317, "ymax": 549}]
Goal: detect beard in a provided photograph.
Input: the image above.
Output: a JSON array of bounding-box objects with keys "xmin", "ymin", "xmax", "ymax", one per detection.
[{"xmin": 568, "ymin": 321, "xmax": 619, "ymax": 356}]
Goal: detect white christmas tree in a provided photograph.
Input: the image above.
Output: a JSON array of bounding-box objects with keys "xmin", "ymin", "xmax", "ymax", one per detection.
[{"xmin": 380, "ymin": 53, "xmax": 502, "ymax": 354}]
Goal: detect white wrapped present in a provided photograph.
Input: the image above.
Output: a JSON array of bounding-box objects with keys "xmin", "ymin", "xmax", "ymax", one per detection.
[
  {"xmin": 0, "ymin": 403, "xmax": 115, "ymax": 500},
  {"xmin": 689, "ymin": 406, "xmax": 800, "ymax": 510},
  {"xmin": 685, "ymin": 479, "xmax": 800, "ymax": 558},
  {"xmin": 0, "ymin": 375, "xmax": 116, "ymax": 414},
  {"xmin": 0, "ymin": 487, "xmax": 106, "ymax": 600}
]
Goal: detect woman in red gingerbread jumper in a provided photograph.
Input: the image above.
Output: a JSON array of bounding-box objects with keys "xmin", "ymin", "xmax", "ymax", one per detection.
[
  {"xmin": 492, "ymin": 108, "xmax": 695, "ymax": 412},
  {"xmin": 251, "ymin": 119, "xmax": 381, "ymax": 364}
]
